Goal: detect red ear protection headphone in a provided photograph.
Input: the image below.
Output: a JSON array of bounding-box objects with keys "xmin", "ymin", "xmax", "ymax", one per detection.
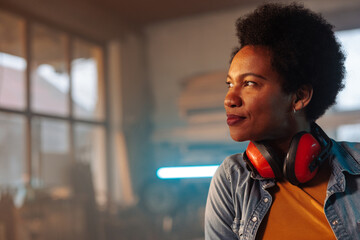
[{"xmin": 243, "ymin": 122, "xmax": 332, "ymax": 185}]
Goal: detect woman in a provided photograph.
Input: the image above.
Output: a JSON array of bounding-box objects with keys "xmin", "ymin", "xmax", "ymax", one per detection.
[{"xmin": 205, "ymin": 3, "xmax": 360, "ymax": 240}]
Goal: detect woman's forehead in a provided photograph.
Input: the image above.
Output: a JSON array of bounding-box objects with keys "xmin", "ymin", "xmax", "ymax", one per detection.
[{"xmin": 230, "ymin": 46, "xmax": 274, "ymax": 75}]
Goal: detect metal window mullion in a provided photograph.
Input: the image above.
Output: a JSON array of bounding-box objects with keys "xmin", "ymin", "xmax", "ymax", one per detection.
[
  {"xmin": 24, "ymin": 19, "xmax": 32, "ymax": 187},
  {"xmin": 67, "ymin": 35, "xmax": 75, "ymax": 163},
  {"xmin": 0, "ymin": 107, "xmax": 107, "ymax": 126}
]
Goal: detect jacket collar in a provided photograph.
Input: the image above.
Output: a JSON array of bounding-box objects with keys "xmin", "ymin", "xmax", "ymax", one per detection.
[
  {"xmin": 331, "ymin": 140, "xmax": 360, "ymax": 175},
  {"xmin": 327, "ymin": 140, "xmax": 360, "ymax": 194}
]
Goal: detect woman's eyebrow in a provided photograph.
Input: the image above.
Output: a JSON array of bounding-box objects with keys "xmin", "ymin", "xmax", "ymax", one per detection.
[
  {"xmin": 241, "ymin": 73, "xmax": 267, "ymax": 80},
  {"xmin": 227, "ymin": 73, "xmax": 267, "ymax": 81}
]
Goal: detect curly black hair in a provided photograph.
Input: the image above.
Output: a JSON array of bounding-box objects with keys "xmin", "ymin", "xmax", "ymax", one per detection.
[{"xmin": 233, "ymin": 3, "xmax": 345, "ymax": 121}]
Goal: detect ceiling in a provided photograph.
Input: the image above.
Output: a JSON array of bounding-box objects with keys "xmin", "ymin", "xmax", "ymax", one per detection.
[
  {"xmin": 91, "ymin": 0, "xmax": 261, "ymax": 26},
  {"xmin": 1, "ymin": 0, "xmax": 360, "ymax": 41},
  {"xmin": 0, "ymin": 0, "xmax": 264, "ymax": 41}
]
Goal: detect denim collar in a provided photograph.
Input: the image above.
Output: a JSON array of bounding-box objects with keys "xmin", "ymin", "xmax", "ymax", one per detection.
[
  {"xmin": 327, "ymin": 140, "xmax": 360, "ymax": 194},
  {"xmin": 331, "ymin": 140, "xmax": 360, "ymax": 175}
]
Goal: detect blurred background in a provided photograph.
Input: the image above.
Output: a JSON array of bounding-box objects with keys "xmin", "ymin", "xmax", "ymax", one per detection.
[{"xmin": 0, "ymin": 0, "xmax": 360, "ymax": 239}]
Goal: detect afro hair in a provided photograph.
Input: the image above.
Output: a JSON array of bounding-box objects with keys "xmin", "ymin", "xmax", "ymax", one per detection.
[{"xmin": 233, "ymin": 3, "xmax": 345, "ymax": 121}]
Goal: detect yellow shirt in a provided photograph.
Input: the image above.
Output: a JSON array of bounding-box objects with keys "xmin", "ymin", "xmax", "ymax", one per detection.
[{"xmin": 257, "ymin": 162, "xmax": 336, "ymax": 239}]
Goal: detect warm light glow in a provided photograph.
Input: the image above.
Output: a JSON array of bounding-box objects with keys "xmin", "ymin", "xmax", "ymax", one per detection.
[{"xmin": 156, "ymin": 165, "xmax": 219, "ymax": 179}]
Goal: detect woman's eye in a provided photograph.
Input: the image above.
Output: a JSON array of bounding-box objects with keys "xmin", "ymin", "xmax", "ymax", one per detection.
[
  {"xmin": 244, "ymin": 81, "xmax": 256, "ymax": 87},
  {"xmin": 226, "ymin": 82, "xmax": 234, "ymax": 88}
]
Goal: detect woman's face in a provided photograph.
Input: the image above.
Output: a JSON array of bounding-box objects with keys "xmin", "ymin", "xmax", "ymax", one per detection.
[{"xmin": 224, "ymin": 45, "xmax": 295, "ymax": 142}]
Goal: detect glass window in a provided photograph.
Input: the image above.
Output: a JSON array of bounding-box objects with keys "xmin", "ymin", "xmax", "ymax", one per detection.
[
  {"xmin": 31, "ymin": 117, "xmax": 70, "ymax": 188},
  {"xmin": 335, "ymin": 28, "xmax": 360, "ymax": 111},
  {"xmin": 30, "ymin": 23, "xmax": 70, "ymax": 116},
  {"xmin": 329, "ymin": 29, "xmax": 360, "ymax": 140},
  {"xmin": 336, "ymin": 123, "xmax": 360, "ymax": 142},
  {"xmin": 0, "ymin": 9, "xmax": 109, "ymax": 240},
  {"xmin": 0, "ymin": 113, "xmax": 26, "ymax": 187},
  {"xmin": 0, "ymin": 10, "xmax": 26, "ymax": 110},
  {"xmin": 72, "ymin": 39, "xmax": 105, "ymax": 121},
  {"xmin": 74, "ymin": 123, "xmax": 107, "ymax": 206}
]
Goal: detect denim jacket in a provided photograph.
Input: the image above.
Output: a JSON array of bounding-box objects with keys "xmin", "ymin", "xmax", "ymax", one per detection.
[{"xmin": 205, "ymin": 140, "xmax": 360, "ymax": 239}]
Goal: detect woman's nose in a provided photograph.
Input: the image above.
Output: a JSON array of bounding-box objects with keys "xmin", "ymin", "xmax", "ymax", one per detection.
[{"xmin": 224, "ymin": 92, "xmax": 242, "ymax": 108}]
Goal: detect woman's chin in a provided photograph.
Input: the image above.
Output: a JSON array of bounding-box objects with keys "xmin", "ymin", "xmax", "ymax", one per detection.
[{"xmin": 229, "ymin": 132, "xmax": 249, "ymax": 142}]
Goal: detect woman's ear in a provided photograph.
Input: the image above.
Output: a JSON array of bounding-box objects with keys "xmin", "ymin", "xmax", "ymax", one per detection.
[{"xmin": 293, "ymin": 84, "xmax": 313, "ymax": 112}]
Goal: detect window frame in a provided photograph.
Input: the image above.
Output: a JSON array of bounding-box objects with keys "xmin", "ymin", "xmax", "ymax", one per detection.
[{"xmin": 0, "ymin": 10, "xmax": 111, "ymax": 204}]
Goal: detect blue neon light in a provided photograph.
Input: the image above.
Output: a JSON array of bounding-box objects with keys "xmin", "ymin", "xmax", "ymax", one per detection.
[{"xmin": 156, "ymin": 165, "xmax": 220, "ymax": 179}]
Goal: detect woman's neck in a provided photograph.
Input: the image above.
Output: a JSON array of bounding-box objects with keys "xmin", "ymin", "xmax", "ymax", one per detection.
[{"xmin": 266, "ymin": 118, "xmax": 311, "ymax": 159}]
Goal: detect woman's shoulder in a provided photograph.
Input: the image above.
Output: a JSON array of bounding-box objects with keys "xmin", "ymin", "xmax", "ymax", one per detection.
[
  {"xmin": 215, "ymin": 153, "xmax": 249, "ymax": 182},
  {"xmin": 336, "ymin": 141, "xmax": 360, "ymax": 159},
  {"xmin": 339, "ymin": 141, "xmax": 360, "ymax": 153},
  {"xmin": 332, "ymin": 140, "xmax": 360, "ymax": 172}
]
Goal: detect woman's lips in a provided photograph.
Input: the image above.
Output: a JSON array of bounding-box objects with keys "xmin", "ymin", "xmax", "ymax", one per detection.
[{"xmin": 226, "ymin": 114, "xmax": 246, "ymax": 126}]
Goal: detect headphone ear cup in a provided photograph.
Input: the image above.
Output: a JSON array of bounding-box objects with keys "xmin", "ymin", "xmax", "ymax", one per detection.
[
  {"xmin": 245, "ymin": 142, "xmax": 282, "ymax": 179},
  {"xmin": 284, "ymin": 132, "xmax": 322, "ymax": 185}
]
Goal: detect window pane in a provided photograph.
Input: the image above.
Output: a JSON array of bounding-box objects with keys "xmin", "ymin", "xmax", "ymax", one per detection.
[
  {"xmin": 31, "ymin": 117, "xmax": 70, "ymax": 188},
  {"xmin": 30, "ymin": 23, "xmax": 70, "ymax": 116},
  {"xmin": 0, "ymin": 113, "xmax": 26, "ymax": 187},
  {"xmin": 72, "ymin": 39, "xmax": 105, "ymax": 121},
  {"xmin": 336, "ymin": 123, "xmax": 360, "ymax": 142},
  {"xmin": 0, "ymin": 10, "xmax": 26, "ymax": 110},
  {"xmin": 74, "ymin": 124, "xmax": 106, "ymax": 206},
  {"xmin": 335, "ymin": 28, "xmax": 360, "ymax": 111}
]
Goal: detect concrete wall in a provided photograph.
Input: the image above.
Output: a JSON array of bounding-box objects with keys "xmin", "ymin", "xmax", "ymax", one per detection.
[
  {"xmin": 108, "ymin": 33, "xmax": 154, "ymax": 205},
  {"xmin": 143, "ymin": 0, "xmax": 360, "ymax": 170},
  {"xmin": 54, "ymin": 0, "xmax": 360, "ymax": 203},
  {"xmin": 145, "ymin": 8, "xmax": 245, "ymax": 131}
]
